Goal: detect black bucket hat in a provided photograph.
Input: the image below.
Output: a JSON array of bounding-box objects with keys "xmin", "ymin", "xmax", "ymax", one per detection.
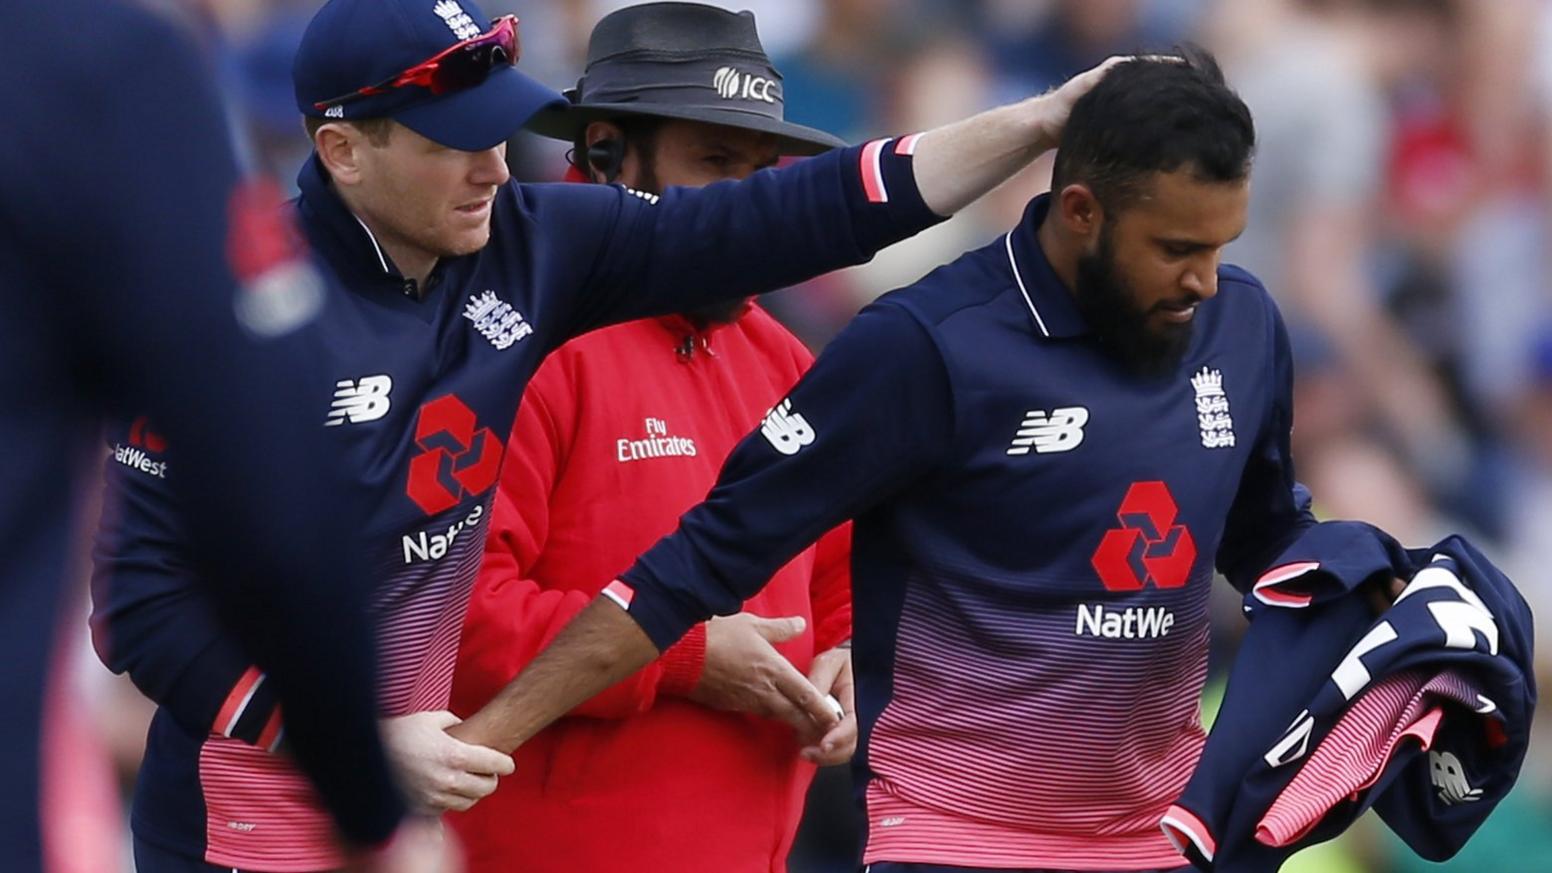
[{"xmin": 524, "ymin": 2, "xmax": 846, "ymax": 155}]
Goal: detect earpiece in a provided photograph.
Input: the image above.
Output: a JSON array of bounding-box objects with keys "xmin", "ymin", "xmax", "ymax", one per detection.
[{"xmin": 585, "ymin": 138, "xmax": 625, "ymax": 183}]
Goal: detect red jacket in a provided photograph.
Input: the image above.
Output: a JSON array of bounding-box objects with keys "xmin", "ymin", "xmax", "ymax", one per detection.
[{"xmin": 447, "ymin": 304, "xmax": 852, "ymax": 873}]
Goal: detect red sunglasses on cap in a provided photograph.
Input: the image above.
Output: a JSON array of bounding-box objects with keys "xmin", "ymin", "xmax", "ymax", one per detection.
[{"xmin": 313, "ymin": 15, "xmax": 521, "ymax": 112}]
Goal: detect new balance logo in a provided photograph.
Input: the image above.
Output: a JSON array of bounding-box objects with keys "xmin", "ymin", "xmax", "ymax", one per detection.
[
  {"xmin": 1007, "ymin": 406, "xmax": 1088, "ymax": 455},
  {"xmin": 324, "ymin": 105, "xmax": 344, "ymax": 119},
  {"xmin": 1430, "ymin": 750, "xmax": 1483, "ymax": 805},
  {"xmin": 761, "ymin": 399, "xmax": 814, "ymax": 456},
  {"xmin": 713, "ymin": 66, "xmax": 777, "ymax": 103},
  {"xmin": 326, "ymin": 375, "xmax": 392, "ymax": 426}
]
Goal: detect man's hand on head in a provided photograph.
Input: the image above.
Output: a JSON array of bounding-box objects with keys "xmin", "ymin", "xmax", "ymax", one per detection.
[
  {"xmin": 911, "ymin": 55, "xmax": 1136, "ymax": 216},
  {"xmin": 1027, "ymin": 56, "xmax": 1135, "ymax": 152}
]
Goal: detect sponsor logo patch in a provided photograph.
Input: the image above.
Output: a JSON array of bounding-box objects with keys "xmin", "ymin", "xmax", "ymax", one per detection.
[
  {"xmin": 713, "ymin": 66, "xmax": 777, "ymax": 103},
  {"xmin": 617, "ymin": 416, "xmax": 697, "ymax": 463},
  {"xmin": 1007, "ymin": 406, "xmax": 1087, "ymax": 455},
  {"xmin": 326, "ymin": 375, "xmax": 393, "ymax": 426},
  {"xmin": 405, "ymin": 395, "xmax": 502, "ymax": 515},
  {"xmin": 1090, "ymin": 481, "xmax": 1196, "ymax": 591},
  {"xmin": 761, "ymin": 399, "xmax": 814, "ymax": 456},
  {"xmin": 113, "ymin": 416, "xmax": 168, "ymax": 479},
  {"xmin": 1073, "ymin": 603, "xmax": 1176, "ymax": 639},
  {"xmin": 402, "ymin": 503, "xmax": 485, "ymax": 564}
]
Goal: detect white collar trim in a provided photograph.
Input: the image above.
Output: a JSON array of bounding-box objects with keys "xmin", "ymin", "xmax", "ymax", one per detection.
[
  {"xmin": 1005, "ymin": 231, "xmax": 1049, "ymax": 338},
  {"xmin": 352, "ymin": 214, "xmax": 391, "ymax": 275}
]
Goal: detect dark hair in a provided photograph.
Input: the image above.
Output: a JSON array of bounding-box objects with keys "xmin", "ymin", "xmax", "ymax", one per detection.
[{"xmin": 1049, "ymin": 46, "xmax": 1255, "ymax": 212}]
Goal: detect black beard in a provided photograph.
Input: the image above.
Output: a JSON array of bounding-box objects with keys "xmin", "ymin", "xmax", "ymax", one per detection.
[{"xmin": 1072, "ymin": 226, "xmax": 1195, "ymax": 378}]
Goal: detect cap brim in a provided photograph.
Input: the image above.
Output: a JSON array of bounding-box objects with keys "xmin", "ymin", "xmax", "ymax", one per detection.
[
  {"xmin": 525, "ymin": 102, "xmax": 848, "ymax": 156},
  {"xmin": 395, "ymin": 66, "xmax": 566, "ymax": 152}
]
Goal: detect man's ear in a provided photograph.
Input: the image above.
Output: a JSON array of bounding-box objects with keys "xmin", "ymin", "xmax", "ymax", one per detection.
[
  {"xmin": 1055, "ymin": 183, "xmax": 1104, "ymax": 240},
  {"xmin": 583, "ymin": 120, "xmax": 626, "ymax": 149},
  {"xmin": 314, "ymin": 122, "xmax": 367, "ymax": 186}
]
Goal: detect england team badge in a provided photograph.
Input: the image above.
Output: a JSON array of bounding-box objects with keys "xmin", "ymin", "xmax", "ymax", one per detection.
[{"xmin": 1192, "ymin": 366, "xmax": 1235, "ymax": 449}]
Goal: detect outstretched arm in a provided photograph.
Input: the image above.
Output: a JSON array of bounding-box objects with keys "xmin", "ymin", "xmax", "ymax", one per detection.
[
  {"xmin": 553, "ymin": 58, "xmax": 1131, "ymax": 336},
  {"xmin": 452, "ymin": 302, "xmax": 953, "ymax": 752}
]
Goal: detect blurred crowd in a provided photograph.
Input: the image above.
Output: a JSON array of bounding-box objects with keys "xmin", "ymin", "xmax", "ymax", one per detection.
[{"xmin": 97, "ymin": 0, "xmax": 1552, "ymax": 870}]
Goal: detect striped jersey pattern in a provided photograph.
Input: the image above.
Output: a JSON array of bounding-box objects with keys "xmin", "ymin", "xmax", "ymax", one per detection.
[
  {"xmin": 1253, "ymin": 669, "xmax": 1481, "ymax": 848},
  {"xmin": 862, "ymin": 574, "xmax": 1210, "ymax": 869},
  {"xmin": 202, "ymin": 505, "xmax": 488, "ymax": 869}
]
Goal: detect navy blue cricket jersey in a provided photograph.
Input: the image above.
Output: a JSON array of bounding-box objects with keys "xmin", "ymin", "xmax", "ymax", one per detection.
[
  {"xmin": 92, "ymin": 133, "xmax": 938, "ymax": 867},
  {"xmin": 1163, "ymin": 526, "xmax": 1535, "ymax": 872},
  {"xmin": 612, "ymin": 194, "xmax": 1318, "ymax": 869},
  {"xmin": 0, "ymin": 1, "xmax": 406, "ymax": 869}
]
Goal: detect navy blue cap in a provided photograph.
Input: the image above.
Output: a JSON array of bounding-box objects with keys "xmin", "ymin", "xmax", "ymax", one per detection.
[{"xmin": 293, "ymin": 0, "xmax": 565, "ymax": 151}]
